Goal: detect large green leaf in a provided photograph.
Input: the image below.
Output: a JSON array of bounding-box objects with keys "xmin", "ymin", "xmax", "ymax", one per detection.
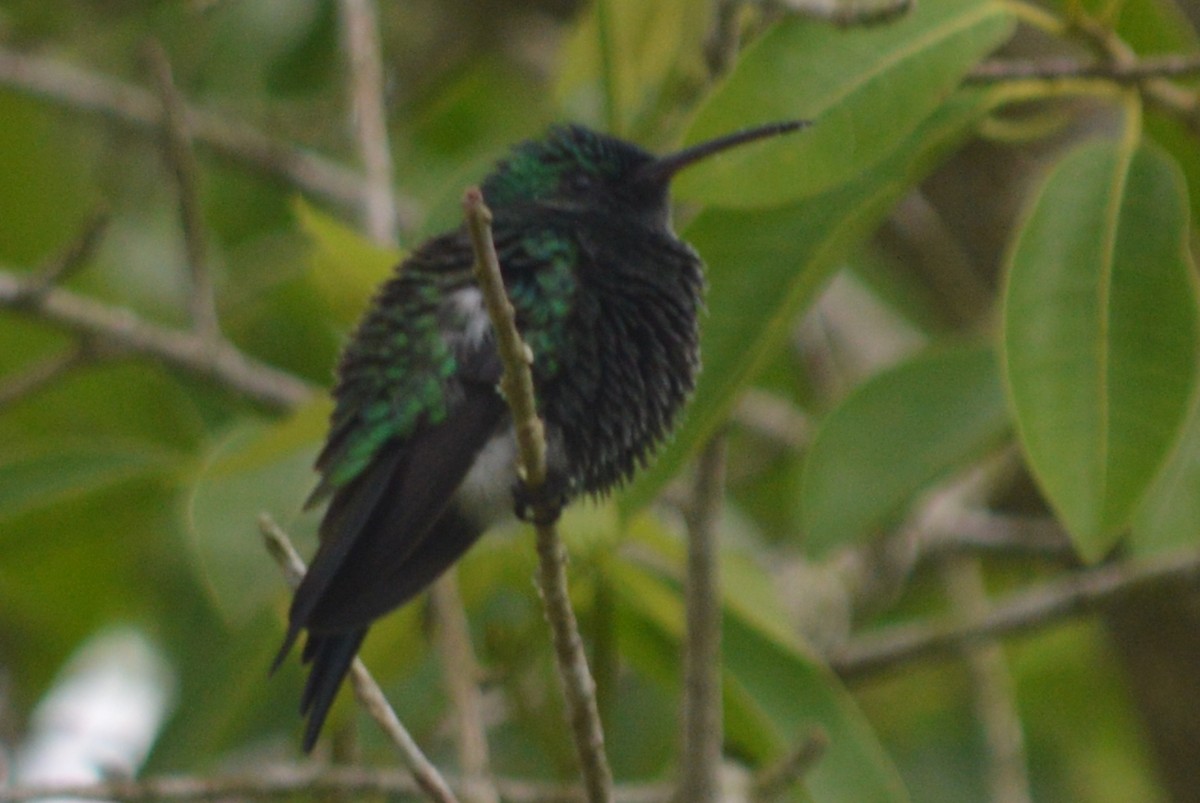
[
  {"xmin": 293, "ymin": 197, "xmax": 399, "ymax": 327},
  {"xmin": 610, "ymin": 515, "xmax": 908, "ymax": 802},
  {"xmin": 0, "ymin": 444, "xmax": 172, "ymax": 526},
  {"xmin": 673, "ymin": 0, "xmax": 1014, "ymax": 207},
  {"xmin": 621, "ymin": 94, "xmax": 992, "ymax": 515},
  {"xmin": 1131, "ymin": 374, "xmax": 1200, "ymax": 554},
  {"xmin": 0, "ymin": 93, "xmax": 89, "ymax": 264},
  {"xmin": 185, "ymin": 398, "xmax": 328, "ymax": 621},
  {"xmin": 0, "ymin": 477, "xmax": 183, "ymax": 707},
  {"xmin": 1003, "ymin": 139, "xmax": 1199, "ymax": 559},
  {"xmin": 801, "ymin": 345, "xmax": 1009, "ymax": 557},
  {"xmin": 555, "ymin": 0, "xmax": 707, "ymax": 132},
  {"xmin": 723, "ymin": 617, "xmax": 909, "ymax": 803}
]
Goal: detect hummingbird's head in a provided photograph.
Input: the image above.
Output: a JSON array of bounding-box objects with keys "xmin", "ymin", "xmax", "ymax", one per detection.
[
  {"xmin": 481, "ymin": 121, "xmax": 807, "ymax": 231},
  {"xmin": 481, "ymin": 125, "xmax": 666, "ymax": 226}
]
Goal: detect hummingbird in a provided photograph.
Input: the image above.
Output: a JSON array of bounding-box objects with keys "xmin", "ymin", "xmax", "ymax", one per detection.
[{"xmin": 274, "ymin": 120, "xmax": 805, "ymax": 751}]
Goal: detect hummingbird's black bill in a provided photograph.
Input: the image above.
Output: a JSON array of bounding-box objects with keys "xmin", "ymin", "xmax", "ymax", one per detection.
[{"xmin": 638, "ymin": 119, "xmax": 810, "ymax": 184}]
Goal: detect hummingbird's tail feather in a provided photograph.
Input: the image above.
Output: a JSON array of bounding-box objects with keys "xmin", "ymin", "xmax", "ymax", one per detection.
[
  {"xmin": 293, "ymin": 510, "xmax": 486, "ymax": 751},
  {"xmin": 276, "ymin": 384, "xmax": 508, "ymax": 750},
  {"xmin": 299, "ymin": 627, "xmax": 368, "ymax": 753}
]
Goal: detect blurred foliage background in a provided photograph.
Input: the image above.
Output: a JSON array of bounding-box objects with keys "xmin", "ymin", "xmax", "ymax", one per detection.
[{"xmin": 2, "ymin": 0, "xmax": 1200, "ymax": 801}]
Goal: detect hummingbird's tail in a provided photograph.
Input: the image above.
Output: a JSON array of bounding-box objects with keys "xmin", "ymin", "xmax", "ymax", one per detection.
[{"xmin": 298, "ymin": 628, "xmax": 368, "ymax": 752}]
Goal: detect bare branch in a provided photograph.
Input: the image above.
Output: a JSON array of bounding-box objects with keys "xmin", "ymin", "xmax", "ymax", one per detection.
[
  {"xmin": 765, "ymin": 0, "xmax": 912, "ymax": 26},
  {"xmin": 431, "ymin": 576, "xmax": 500, "ymax": 803},
  {"xmin": 732, "ymin": 388, "xmax": 811, "ymax": 452},
  {"xmin": 704, "ymin": 0, "xmax": 744, "ymax": 79},
  {"xmin": 0, "ymin": 345, "xmax": 91, "ymax": 409},
  {"xmin": 679, "ymin": 436, "xmax": 727, "ymax": 803},
  {"xmin": 1072, "ymin": 18, "xmax": 1200, "ymax": 134},
  {"xmin": 820, "ymin": 451, "xmax": 1071, "ymax": 629},
  {"xmin": 462, "ymin": 187, "xmax": 614, "ymax": 803},
  {"xmin": 938, "ymin": 556, "xmax": 1030, "ymax": 803},
  {"xmin": 25, "ymin": 207, "xmax": 110, "ymax": 296},
  {"xmin": 145, "ymin": 41, "xmax": 220, "ymax": 341},
  {"xmin": 969, "ymin": 52, "xmax": 1200, "ymax": 84},
  {"xmin": 0, "ymin": 46, "xmax": 420, "ymax": 230},
  {"xmin": 0, "ymin": 267, "xmax": 312, "ymax": 411},
  {"xmin": 923, "ymin": 510, "xmax": 1073, "ymax": 559},
  {"xmin": 337, "ymin": 0, "xmax": 399, "ymax": 245},
  {"xmin": 751, "ymin": 729, "xmax": 828, "ymax": 802},
  {"xmin": 259, "ymin": 516, "xmax": 460, "ymax": 803},
  {"xmin": 830, "ymin": 548, "xmax": 1200, "ymax": 681},
  {"xmin": 0, "ymin": 766, "xmax": 673, "ymax": 803}
]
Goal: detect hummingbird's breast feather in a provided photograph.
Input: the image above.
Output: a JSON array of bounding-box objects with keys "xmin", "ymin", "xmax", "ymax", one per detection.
[
  {"xmin": 539, "ymin": 223, "xmax": 705, "ymax": 496},
  {"xmin": 454, "ymin": 429, "xmax": 518, "ymax": 528}
]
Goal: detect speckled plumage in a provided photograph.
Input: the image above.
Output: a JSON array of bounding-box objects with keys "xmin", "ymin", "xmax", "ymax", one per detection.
[{"xmin": 273, "ymin": 122, "xmax": 803, "ymax": 751}]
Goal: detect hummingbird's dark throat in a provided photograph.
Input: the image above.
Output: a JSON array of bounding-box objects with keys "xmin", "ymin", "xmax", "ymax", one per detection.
[{"xmin": 637, "ymin": 119, "xmax": 809, "ymax": 185}]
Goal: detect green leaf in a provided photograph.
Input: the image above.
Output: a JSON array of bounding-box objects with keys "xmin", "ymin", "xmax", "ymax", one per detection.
[
  {"xmin": 0, "ymin": 476, "xmax": 184, "ymax": 703},
  {"xmin": 1131, "ymin": 378, "xmax": 1200, "ymax": 554},
  {"xmin": 185, "ymin": 398, "xmax": 329, "ymax": 621},
  {"xmin": 801, "ymin": 345, "xmax": 1009, "ymax": 556},
  {"xmin": 293, "ymin": 197, "xmax": 399, "ymax": 326},
  {"xmin": 0, "ymin": 93, "xmax": 90, "ymax": 264},
  {"xmin": 673, "ymin": 0, "xmax": 1014, "ymax": 207},
  {"xmin": 610, "ymin": 516, "xmax": 908, "ymax": 802},
  {"xmin": 555, "ymin": 0, "xmax": 707, "ymax": 132},
  {"xmin": 723, "ymin": 617, "xmax": 909, "ymax": 803},
  {"xmin": 0, "ymin": 444, "xmax": 170, "ymax": 525},
  {"xmin": 1003, "ymin": 140, "xmax": 1199, "ymax": 559},
  {"xmin": 621, "ymin": 93, "xmax": 992, "ymax": 515}
]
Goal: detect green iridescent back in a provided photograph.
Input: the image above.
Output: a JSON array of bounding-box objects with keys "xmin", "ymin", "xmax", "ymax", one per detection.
[
  {"xmin": 313, "ymin": 123, "xmax": 692, "ymax": 502},
  {"xmin": 315, "ymin": 247, "xmax": 464, "ymax": 494}
]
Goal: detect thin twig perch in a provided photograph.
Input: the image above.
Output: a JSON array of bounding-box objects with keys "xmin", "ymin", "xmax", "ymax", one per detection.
[
  {"xmin": 679, "ymin": 435, "xmax": 727, "ymax": 803},
  {"xmin": 462, "ymin": 187, "xmax": 615, "ymax": 803}
]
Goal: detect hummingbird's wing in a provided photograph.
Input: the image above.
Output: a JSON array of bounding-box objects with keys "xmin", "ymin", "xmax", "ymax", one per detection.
[
  {"xmin": 296, "ymin": 382, "xmax": 506, "ymax": 633},
  {"xmin": 278, "ymin": 231, "xmax": 506, "ymax": 645},
  {"xmin": 288, "ymin": 380, "xmax": 505, "ymax": 751},
  {"xmin": 274, "ymin": 230, "xmax": 517, "ymax": 748}
]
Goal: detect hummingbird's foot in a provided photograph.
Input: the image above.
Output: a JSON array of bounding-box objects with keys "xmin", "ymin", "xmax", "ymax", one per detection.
[{"xmin": 512, "ymin": 478, "xmax": 568, "ymax": 526}]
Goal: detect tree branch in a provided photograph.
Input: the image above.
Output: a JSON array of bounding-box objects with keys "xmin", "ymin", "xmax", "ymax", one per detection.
[
  {"xmin": 765, "ymin": 0, "xmax": 912, "ymax": 26},
  {"xmin": 0, "ymin": 266, "xmax": 312, "ymax": 411},
  {"xmin": 751, "ymin": 729, "xmax": 828, "ymax": 802},
  {"xmin": 145, "ymin": 42, "xmax": 220, "ymax": 342},
  {"xmin": 0, "ymin": 345, "xmax": 92, "ymax": 409},
  {"xmin": 0, "ymin": 767, "xmax": 673, "ymax": 803},
  {"xmin": 732, "ymin": 388, "xmax": 811, "ymax": 452},
  {"xmin": 26, "ymin": 206, "xmax": 110, "ymax": 294},
  {"xmin": 704, "ymin": 0, "xmax": 744, "ymax": 79},
  {"xmin": 431, "ymin": 576, "xmax": 500, "ymax": 803},
  {"xmin": 830, "ymin": 547, "xmax": 1200, "ymax": 681},
  {"xmin": 968, "ymin": 52, "xmax": 1200, "ymax": 83},
  {"xmin": 0, "ymin": 46, "xmax": 420, "ymax": 231},
  {"xmin": 462, "ymin": 187, "xmax": 614, "ymax": 803},
  {"xmin": 1072, "ymin": 17, "xmax": 1200, "ymax": 133},
  {"xmin": 259, "ymin": 516, "xmax": 460, "ymax": 803},
  {"xmin": 938, "ymin": 556, "xmax": 1031, "ymax": 803},
  {"xmin": 678, "ymin": 435, "xmax": 727, "ymax": 803},
  {"xmin": 337, "ymin": 0, "xmax": 399, "ymax": 245}
]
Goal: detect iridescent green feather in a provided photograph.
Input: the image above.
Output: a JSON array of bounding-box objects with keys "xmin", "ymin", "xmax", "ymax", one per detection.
[
  {"xmin": 507, "ymin": 230, "xmax": 577, "ymax": 377},
  {"xmin": 321, "ymin": 266, "xmax": 460, "ymax": 490}
]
